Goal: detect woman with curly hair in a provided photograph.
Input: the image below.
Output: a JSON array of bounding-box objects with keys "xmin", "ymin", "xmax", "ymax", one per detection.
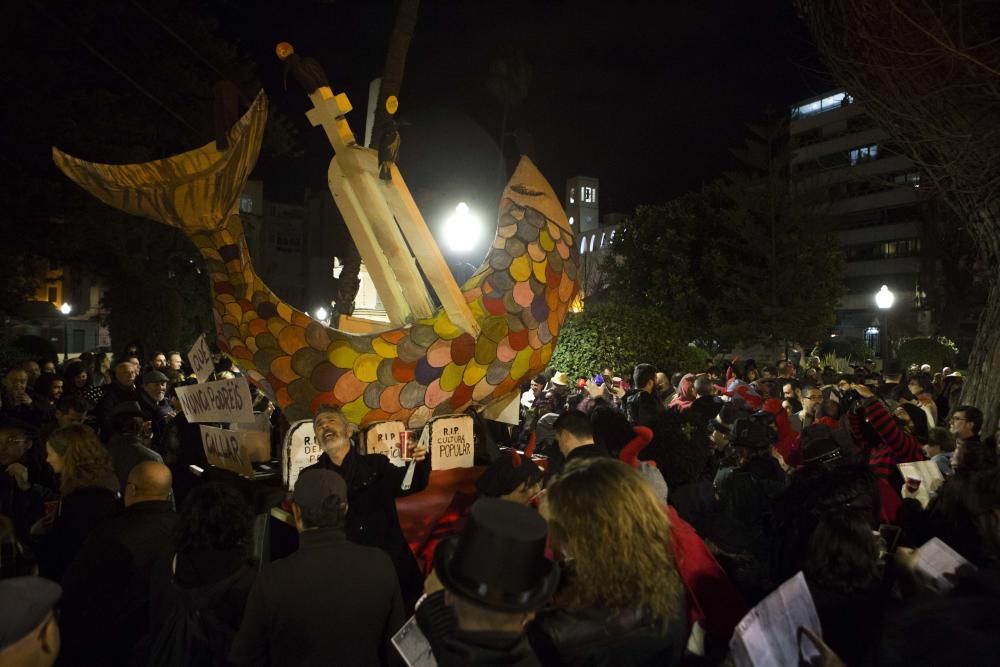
[
  {"xmin": 40, "ymin": 424, "xmax": 120, "ymax": 577},
  {"xmin": 142, "ymin": 482, "xmax": 257, "ymax": 665},
  {"xmin": 527, "ymin": 457, "xmax": 687, "ymax": 666}
]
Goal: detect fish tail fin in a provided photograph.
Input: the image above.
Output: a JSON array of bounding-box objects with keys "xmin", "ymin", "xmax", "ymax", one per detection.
[{"xmin": 52, "ymin": 91, "xmax": 268, "ymax": 234}]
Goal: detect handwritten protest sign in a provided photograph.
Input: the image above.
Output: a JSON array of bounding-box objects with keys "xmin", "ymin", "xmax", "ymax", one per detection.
[
  {"xmin": 365, "ymin": 420, "xmax": 408, "ymax": 466},
  {"xmin": 231, "ymin": 416, "xmax": 272, "ymax": 462},
  {"xmin": 175, "ymin": 376, "xmax": 254, "ymax": 424},
  {"xmin": 199, "ymin": 425, "xmax": 255, "ymax": 478},
  {"xmin": 428, "ymin": 414, "xmax": 474, "ymax": 470},
  {"xmin": 283, "ymin": 420, "xmax": 319, "ymax": 490},
  {"xmin": 187, "ymin": 333, "xmax": 214, "ymax": 384}
]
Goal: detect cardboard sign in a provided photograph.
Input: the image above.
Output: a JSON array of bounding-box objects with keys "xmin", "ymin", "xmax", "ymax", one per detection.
[
  {"xmin": 364, "ymin": 420, "xmax": 408, "ymax": 466},
  {"xmin": 283, "ymin": 420, "xmax": 319, "ymax": 490},
  {"xmin": 199, "ymin": 425, "xmax": 255, "ymax": 478},
  {"xmin": 175, "ymin": 376, "xmax": 255, "ymax": 424},
  {"xmin": 231, "ymin": 415, "xmax": 272, "ymax": 462},
  {"xmin": 187, "ymin": 333, "xmax": 214, "ymax": 384},
  {"xmin": 428, "ymin": 414, "xmax": 474, "ymax": 471}
]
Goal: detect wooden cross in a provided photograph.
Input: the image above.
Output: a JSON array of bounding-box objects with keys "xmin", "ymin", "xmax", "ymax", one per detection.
[{"xmin": 303, "ymin": 85, "xmax": 479, "ymax": 337}]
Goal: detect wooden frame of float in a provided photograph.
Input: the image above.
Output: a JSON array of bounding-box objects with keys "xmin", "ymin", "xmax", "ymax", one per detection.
[{"xmin": 303, "ymin": 86, "xmax": 480, "ymax": 339}]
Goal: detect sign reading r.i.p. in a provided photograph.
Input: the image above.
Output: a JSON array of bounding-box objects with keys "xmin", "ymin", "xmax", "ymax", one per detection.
[
  {"xmin": 428, "ymin": 414, "xmax": 474, "ymax": 470},
  {"xmin": 364, "ymin": 420, "xmax": 407, "ymax": 466},
  {"xmin": 283, "ymin": 420, "xmax": 320, "ymax": 490}
]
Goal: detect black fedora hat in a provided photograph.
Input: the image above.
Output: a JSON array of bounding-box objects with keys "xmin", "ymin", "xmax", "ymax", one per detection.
[{"xmin": 434, "ymin": 498, "xmax": 559, "ymax": 613}]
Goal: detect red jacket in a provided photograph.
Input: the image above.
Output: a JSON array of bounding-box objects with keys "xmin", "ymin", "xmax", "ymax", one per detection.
[
  {"xmin": 666, "ymin": 506, "xmax": 748, "ymax": 646},
  {"xmin": 762, "ymin": 399, "xmax": 800, "ymax": 465}
]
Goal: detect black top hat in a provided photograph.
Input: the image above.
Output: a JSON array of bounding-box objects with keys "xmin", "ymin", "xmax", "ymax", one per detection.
[{"xmin": 433, "ymin": 498, "xmax": 558, "ymax": 613}]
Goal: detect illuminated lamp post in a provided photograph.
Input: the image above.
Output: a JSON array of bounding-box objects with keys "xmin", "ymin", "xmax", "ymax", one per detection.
[{"xmin": 875, "ymin": 285, "xmax": 895, "ymax": 364}]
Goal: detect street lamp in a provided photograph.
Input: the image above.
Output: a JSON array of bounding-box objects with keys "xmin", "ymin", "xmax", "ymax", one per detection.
[
  {"xmin": 314, "ymin": 306, "xmax": 329, "ymax": 323},
  {"xmin": 875, "ymin": 285, "xmax": 894, "ymax": 364},
  {"xmin": 442, "ymin": 202, "xmax": 482, "ymax": 253},
  {"xmin": 59, "ymin": 302, "xmax": 72, "ymax": 361}
]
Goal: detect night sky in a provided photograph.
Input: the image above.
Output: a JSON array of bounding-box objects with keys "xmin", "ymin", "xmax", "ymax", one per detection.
[{"xmin": 213, "ymin": 0, "xmax": 829, "ymax": 217}]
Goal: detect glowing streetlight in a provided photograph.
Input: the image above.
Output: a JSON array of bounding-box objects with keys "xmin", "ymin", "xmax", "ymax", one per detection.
[
  {"xmin": 442, "ymin": 202, "xmax": 482, "ymax": 253},
  {"xmin": 875, "ymin": 285, "xmax": 895, "ymax": 310},
  {"xmin": 59, "ymin": 302, "xmax": 72, "ymax": 360},
  {"xmin": 315, "ymin": 306, "xmax": 329, "ymax": 322},
  {"xmin": 874, "ymin": 285, "xmax": 894, "ymax": 363}
]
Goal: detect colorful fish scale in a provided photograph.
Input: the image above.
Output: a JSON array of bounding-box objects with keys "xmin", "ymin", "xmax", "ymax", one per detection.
[{"xmin": 191, "ymin": 167, "xmax": 577, "ymax": 426}]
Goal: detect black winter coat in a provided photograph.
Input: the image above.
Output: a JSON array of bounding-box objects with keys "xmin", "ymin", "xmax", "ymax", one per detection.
[
  {"xmin": 140, "ymin": 548, "xmax": 257, "ymax": 667},
  {"xmin": 624, "ymin": 390, "xmax": 664, "ymax": 428},
  {"xmin": 303, "ymin": 448, "xmax": 429, "ymax": 605},
  {"xmin": 39, "ymin": 481, "xmax": 120, "ymax": 579},
  {"xmin": 59, "ymin": 500, "xmax": 178, "ymax": 665},
  {"xmin": 229, "ymin": 527, "xmax": 404, "ymax": 667},
  {"xmin": 416, "ymin": 591, "xmax": 542, "ymax": 666},
  {"xmin": 526, "ymin": 604, "xmax": 686, "ymax": 667},
  {"xmin": 95, "ymin": 382, "xmax": 141, "ymax": 437}
]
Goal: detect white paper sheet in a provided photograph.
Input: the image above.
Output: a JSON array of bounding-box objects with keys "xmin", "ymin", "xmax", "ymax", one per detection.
[
  {"xmin": 391, "ymin": 615, "xmax": 437, "ymax": 667},
  {"xmin": 730, "ymin": 571, "xmax": 822, "ymax": 667},
  {"xmin": 914, "ymin": 537, "xmax": 975, "ymax": 593}
]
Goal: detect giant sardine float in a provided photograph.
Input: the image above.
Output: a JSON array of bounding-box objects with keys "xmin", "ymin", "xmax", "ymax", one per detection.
[{"xmin": 53, "ymin": 91, "xmax": 579, "ymax": 425}]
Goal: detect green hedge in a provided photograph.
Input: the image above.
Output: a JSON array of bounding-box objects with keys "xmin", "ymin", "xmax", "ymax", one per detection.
[
  {"xmin": 895, "ymin": 337, "xmax": 958, "ymax": 372},
  {"xmin": 551, "ymin": 302, "xmax": 709, "ymax": 379}
]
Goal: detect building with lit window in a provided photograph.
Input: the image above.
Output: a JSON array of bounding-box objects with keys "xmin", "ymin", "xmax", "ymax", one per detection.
[
  {"xmin": 564, "ymin": 177, "xmax": 629, "ymax": 309},
  {"xmin": 790, "ymin": 90, "xmax": 931, "ymax": 350}
]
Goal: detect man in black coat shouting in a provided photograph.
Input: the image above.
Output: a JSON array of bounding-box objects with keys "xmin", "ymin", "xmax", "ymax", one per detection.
[{"xmin": 303, "ymin": 404, "xmax": 430, "ymax": 610}]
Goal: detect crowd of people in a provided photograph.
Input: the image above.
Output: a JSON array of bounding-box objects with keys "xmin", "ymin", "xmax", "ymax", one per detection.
[{"xmin": 1, "ymin": 346, "xmax": 999, "ymax": 666}]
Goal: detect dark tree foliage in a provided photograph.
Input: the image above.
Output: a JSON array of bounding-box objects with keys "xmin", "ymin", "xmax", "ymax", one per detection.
[
  {"xmin": 550, "ymin": 302, "xmax": 710, "ymax": 379},
  {"xmin": 601, "ymin": 115, "xmax": 844, "ymax": 355}
]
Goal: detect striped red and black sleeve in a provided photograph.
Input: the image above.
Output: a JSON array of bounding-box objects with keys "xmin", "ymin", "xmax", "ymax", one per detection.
[
  {"xmin": 863, "ymin": 400, "xmax": 926, "ymax": 465},
  {"xmin": 868, "ymin": 444, "xmax": 895, "ymax": 480}
]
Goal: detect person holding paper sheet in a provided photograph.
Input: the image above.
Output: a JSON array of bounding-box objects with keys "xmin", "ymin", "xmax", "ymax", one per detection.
[{"xmin": 302, "ymin": 404, "xmax": 429, "ymax": 611}]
